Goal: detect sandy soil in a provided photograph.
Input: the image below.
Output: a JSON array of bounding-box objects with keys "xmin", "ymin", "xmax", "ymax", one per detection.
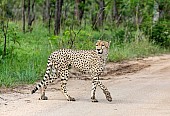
[{"xmin": 1, "ymin": 54, "xmax": 170, "ymax": 116}]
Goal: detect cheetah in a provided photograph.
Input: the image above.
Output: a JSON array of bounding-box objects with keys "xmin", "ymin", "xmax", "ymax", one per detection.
[{"xmin": 31, "ymin": 40, "xmax": 112, "ymax": 102}]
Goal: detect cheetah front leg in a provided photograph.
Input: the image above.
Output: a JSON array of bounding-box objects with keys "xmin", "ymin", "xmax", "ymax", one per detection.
[
  {"xmin": 91, "ymin": 78, "xmax": 98, "ymax": 102},
  {"xmin": 91, "ymin": 76, "xmax": 112, "ymax": 102},
  {"xmin": 60, "ymin": 80, "xmax": 75, "ymax": 101},
  {"xmin": 97, "ymin": 80, "xmax": 112, "ymax": 102}
]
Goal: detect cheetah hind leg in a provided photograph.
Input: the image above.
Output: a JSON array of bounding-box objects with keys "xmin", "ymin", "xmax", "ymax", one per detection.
[
  {"xmin": 39, "ymin": 86, "xmax": 48, "ymax": 100},
  {"xmin": 67, "ymin": 96, "xmax": 76, "ymax": 101},
  {"xmin": 39, "ymin": 69, "xmax": 59, "ymax": 100},
  {"xmin": 40, "ymin": 94, "xmax": 48, "ymax": 100}
]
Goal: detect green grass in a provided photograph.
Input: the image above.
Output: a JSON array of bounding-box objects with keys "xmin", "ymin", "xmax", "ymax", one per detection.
[
  {"xmin": 0, "ymin": 22, "xmax": 169, "ymax": 87},
  {"xmin": 108, "ymin": 39, "xmax": 167, "ymax": 62},
  {"xmin": 0, "ymin": 23, "xmax": 51, "ymax": 87}
]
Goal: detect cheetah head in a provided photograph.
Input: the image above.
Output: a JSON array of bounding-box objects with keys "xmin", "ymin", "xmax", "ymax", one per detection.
[{"xmin": 96, "ymin": 40, "xmax": 111, "ymax": 54}]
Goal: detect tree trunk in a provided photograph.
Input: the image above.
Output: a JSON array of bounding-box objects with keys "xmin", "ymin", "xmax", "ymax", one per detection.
[
  {"xmin": 43, "ymin": 1, "xmax": 46, "ymax": 22},
  {"xmin": 92, "ymin": 0, "xmax": 105, "ymax": 28},
  {"xmin": 2, "ymin": 20, "xmax": 8, "ymax": 59},
  {"xmin": 75, "ymin": 0, "xmax": 85, "ymax": 24},
  {"xmin": 112, "ymin": 0, "xmax": 118, "ymax": 21},
  {"xmin": 54, "ymin": 0, "xmax": 63, "ymax": 35},
  {"xmin": 43, "ymin": 0, "xmax": 51, "ymax": 33},
  {"xmin": 28, "ymin": 0, "xmax": 31, "ymax": 28},
  {"xmin": 97, "ymin": 0, "xmax": 105, "ymax": 27},
  {"xmin": 91, "ymin": 12, "xmax": 98, "ymax": 30},
  {"xmin": 22, "ymin": 0, "xmax": 26, "ymax": 33},
  {"xmin": 153, "ymin": 1, "xmax": 159, "ymax": 23},
  {"xmin": 75, "ymin": 0, "xmax": 79, "ymax": 20},
  {"xmin": 28, "ymin": 0, "xmax": 35, "ymax": 32},
  {"xmin": 43, "ymin": 0, "xmax": 50, "ymax": 23}
]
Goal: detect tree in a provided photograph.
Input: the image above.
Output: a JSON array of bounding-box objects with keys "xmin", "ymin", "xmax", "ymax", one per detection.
[
  {"xmin": 75, "ymin": 0, "xmax": 85, "ymax": 24},
  {"xmin": 54, "ymin": 0, "xmax": 63, "ymax": 35},
  {"xmin": 1, "ymin": 20, "xmax": 8, "ymax": 59},
  {"xmin": 0, "ymin": 0, "xmax": 9, "ymax": 59},
  {"xmin": 91, "ymin": 0, "xmax": 105, "ymax": 30},
  {"xmin": 22, "ymin": 0, "xmax": 26, "ymax": 33},
  {"xmin": 43, "ymin": 0, "xmax": 51, "ymax": 33},
  {"xmin": 112, "ymin": 0, "xmax": 119, "ymax": 22},
  {"xmin": 96, "ymin": 0, "xmax": 105, "ymax": 27},
  {"xmin": 27, "ymin": 0, "xmax": 35, "ymax": 32}
]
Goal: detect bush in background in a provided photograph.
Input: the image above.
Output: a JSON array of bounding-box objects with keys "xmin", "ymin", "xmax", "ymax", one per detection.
[{"xmin": 150, "ymin": 21, "xmax": 170, "ymax": 48}]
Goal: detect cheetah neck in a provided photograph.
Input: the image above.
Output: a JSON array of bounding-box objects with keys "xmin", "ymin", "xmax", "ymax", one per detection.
[{"xmin": 99, "ymin": 50, "xmax": 109, "ymax": 65}]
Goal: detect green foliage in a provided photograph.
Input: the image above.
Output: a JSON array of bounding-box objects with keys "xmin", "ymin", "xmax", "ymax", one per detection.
[
  {"xmin": 150, "ymin": 21, "xmax": 170, "ymax": 48},
  {"xmin": 108, "ymin": 39, "xmax": 165, "ymax": 62},
  {"xmin": 0, "ymin": 22, "xmax": 20, "ymax": 59},
  {"xmin": 49, "ymin": 28, "xmax": 94, "ymax": 50},
  {"xmin": 0, "ymin": 22, "xmax": 50, "ymax": 87},
  {"xmin": 0, "ymin": 22, "xmax": 168, "ymax": 87},
  {"xmin": 0, "ymin": 0, "xmax": 170, "ymax": 87}
]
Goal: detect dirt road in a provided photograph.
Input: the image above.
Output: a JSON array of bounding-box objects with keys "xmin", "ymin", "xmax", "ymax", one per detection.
[{"xmin": 1, "ymin": 54, "xmax": 170, "ymax": 116}]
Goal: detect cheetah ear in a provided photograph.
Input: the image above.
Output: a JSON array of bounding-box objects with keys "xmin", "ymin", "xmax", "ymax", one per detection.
[
  {"xmin": 108, "ymin": 41, "xmax": 111, "ymax": 48},
  {"xmin": 105, "ymin": 41, "xmax": 111, "ymax": 48},
  {"xmin": 96, "ymin": 40, "xmax": 101, "ymax": 45},
  {"xmin": 109, "ymin": 41, "xmax": 111, "ymax": 46}
]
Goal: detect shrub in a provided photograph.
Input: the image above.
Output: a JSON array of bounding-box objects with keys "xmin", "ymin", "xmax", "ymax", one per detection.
[{"xmin": 150, "ymin": 21, "xmax": 170, "ymax": 48}]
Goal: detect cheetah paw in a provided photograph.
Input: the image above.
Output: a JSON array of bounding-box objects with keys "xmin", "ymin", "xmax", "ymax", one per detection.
[
  {"xmin": 67, "ymin": 96, "xmax": 76, "ymax": 101},
  {"xmin": 105, "ymin": 91, "xmax": 112, "ymax": 102},
  {"xmin": 39, "ymin": 96, "xmax": 48, "ymax": 100},
  {"xmin": 91, "ymin": 98, "xmax": 98, "ymax": 102}
]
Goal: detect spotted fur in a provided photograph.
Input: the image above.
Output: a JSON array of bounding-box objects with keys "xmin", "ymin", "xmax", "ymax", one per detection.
[{"xmin": 31, "ymin": 40, "xmax": 112, "ymax": 102}]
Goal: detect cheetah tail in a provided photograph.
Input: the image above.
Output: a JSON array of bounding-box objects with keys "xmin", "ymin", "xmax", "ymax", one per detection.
[{"xmin": 31, "ymin": 57, "xmax": 52, "ymax": 94}]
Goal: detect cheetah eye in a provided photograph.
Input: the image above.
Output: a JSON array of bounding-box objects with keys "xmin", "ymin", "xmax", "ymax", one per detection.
[{"xmin": 96, "ymin": 44, "xmax": 98, "ymax": 46}]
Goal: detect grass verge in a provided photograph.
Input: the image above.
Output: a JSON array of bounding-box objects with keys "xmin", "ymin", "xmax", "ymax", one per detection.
[{"xmin": 0, "ymin": 22, "xmax": 169, "ymax": 87}]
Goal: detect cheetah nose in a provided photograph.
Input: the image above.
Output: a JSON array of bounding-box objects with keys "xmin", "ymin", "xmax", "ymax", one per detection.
[{"xmin": 97, "ymin": 49, "xmax": 100, "ymax": 51}]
